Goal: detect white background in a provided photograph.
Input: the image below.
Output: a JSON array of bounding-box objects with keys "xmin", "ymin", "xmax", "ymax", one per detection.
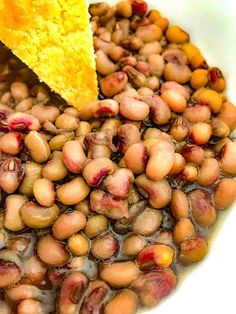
[{"xmin": 89, "ymin": 1, "xmax": 236, "ymax": 313}]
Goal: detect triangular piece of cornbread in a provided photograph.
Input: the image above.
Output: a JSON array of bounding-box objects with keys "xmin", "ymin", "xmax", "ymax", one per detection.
[{"xmin": 0, "ymin": 0, "xmax": 98, "ymax": 108}]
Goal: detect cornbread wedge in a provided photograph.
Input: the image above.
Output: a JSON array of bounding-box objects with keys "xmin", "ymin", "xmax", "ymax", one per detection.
[{"xmin": 0, "ymin": 0, "xmax": 98, "ymax": 108}]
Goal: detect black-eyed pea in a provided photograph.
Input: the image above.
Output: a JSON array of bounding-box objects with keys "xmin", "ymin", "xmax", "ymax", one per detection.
[
  {"xmin": 208, "ymin": 67, "xmax": 226, "ymax": 92},
  {"xmin": 33, "ymin": 178, "xmax": 55, "ymax": 207},
  {"xmin": 136, "ymin": 24, "xmax": 162, "ymax": 43},
  {"xmin": 7, "ymin": 112, "xmax": 40, "ymax": 132},
  {"xmin": 193, "ymin": 88, "xmax": 222, "ymax": 113},
  {"xmin": 11, "ymin": 81, "xmax": 29, "ymax": 103},
  {"xmin": 147, "ymin": 54, "xmax": 164, "ymax": 77},
  {"xmin": 57, "ymin": 177, "xmax": 90, "ymax": 205},
  {"xmin": 190, "ymin": 122, "xmax": 212, "ymax": 145},
  {"xmin": 179, "ymin": 236, "xmax": 208, "ymax": 264},
  {"xmin": 105, "ymin": 168, "xmax": 134, "ymax": 198},
  {"xmin": 163, "ymin": 63, "xmax": 191, "ymax": 84},
  {"xmin": 124, "ymin": 143, "xmax": 148, "ymax": 175},
  {"xmin": 52, "ymin": 211, "xmax": 86, "ymax": 240},
  {"xmin": 55, "ymin": 113, "xmax": 79, "ymax": 130},
  {"xmin": 183, "ymin": 105, "xmax": 211, "ymax": 123},
  {"xmin": 139, "ymin": 41, "xmax": 162, "ymax": 56},
  {"xmin": 49, "ymin": 132, "xmax": 75, "ymax": 151},
  {"xmin": 181, "ymin": 164, "xmax": 198, "ymax": 182},
  {"xmin": 100, "ymin": 72, "xmax": 128, "ymax": 97},
  {"xmin": 154, "ymin": 230, "xmax": 173, "ymax": 246},
  {"xmin": 189, "ymin": 189, "xmax": 217, "ymax": 227},
  {"xmin": 63, "ymin": 107, "xmax": 80, "ymax": 117},
  {"xmin": 76, "ymin": 121, "xmax": 92, "ymax": 137},
  {"xmin": 85, "ymin": 215, "xmax": 109, "ymax": 239},
  {"xmin": 146, "ymin": 141, "xmax": 175, "ymax": 181},
  {"xmin": 42, "ymin": 151, "xmax": 68, "ymax": 181},
  {"xmin": 182, "ymin": 145, "xmax": 205, "ymax": 165},
  {"xmin": 190, "ymin": 69, "xmax": 208, "ymax": 89},
  {"xmin": 122, "ymin": 234, "xmax": 146, "ymax": 256},
  {"xmin": 214, "ymin": 178, "xmax": 236, "ymax": 210},
  {"xmin": 160, "ymin": 81, "xmax": 190, "ymax": 100},
  {"xmin": 137, "ymin": 244, "xmax": 174, "ymax": 269},
  {"xmin": 4, "ymin": 194, "xmax": 27, "ymax": 232},
  {"xmin": 20, "ymin": 202, "xmax": 60, "ymax": 229},
  {"xmin": 120, "ymin": 96, "xmax": 149, "ymax": 121},
  {"xmin": 75, "ymin": 199, "xmax": 91, "ymax": 216},
  {"xmin": 83, "ymin": 157, "xmax": 114, "ymax": 187},
  {"xmin": 91, "ymin": 232, "xmax": 118, "ymax": 259},
  {"xmin": 17, "ymin": 299, "xmax": 44, "ymax": 314},
  {"xmin": 68, "ymin": 234, "xmax": 90, "ymax": 256},
  {"xmin": 118, "ymin": 123, "xmax": 141, "ymax": 154},
  {"xmin": 169, "ymin": 153, "xmax": 186, "ymax": 175},
  {"xmin": 198, "ymin": 158, "xmax": 220, "ymax": 187},
  {"xmin": 161, "ymin": 89, "xmax": 187, "ymax": 113},
  {"xmin": 100, "ymin": 261, "xmax": 140, "ymax": 288},
  {"xmin": 62, "ymin": 140, "xmax": 87, "ymax": 174},
  {"xmin": 147, "ymin": 76, "xmax": 160, "ymax": 90},
  {"xmin": 24, "ymin": 131, "xmax": 51, "ymax": 163},
  {"xmin": 166, "ymin": 25, "xmax": 189, "ymax": 43},
  {"xmin": 135, "ymin": 174, "xmax": 171, "ymax": 209},
  {"xmin": 0, "ymin": 132, "xmax": 22, "ymax": 155},
  {"xmin": 132, "ymin": 209, "xmax": 162, "ymax": 236},
  {"xmin": 217, "ymin": 101, "xmax": 236, "ymax": 131},
  {"xmin": 170, "ymin": 117, "xmax": 189, "ymax": 142},
  {"xmin": 104, "ymin": 290, "xmax": 138, "ymax": 314},
  {"xmin": 210, "ymin": 118, "xmax": 230, "ymax": 138},
  {"xmin": 37, "ymin": 235, "xmax": 70, "ymax": 266},
  {"xmin": 220, "ymin": 142, "xmax": 236, "ymax": 175},
  {"xmin": 31, "ymin": 104, "xmax": 60, "ymax": 123},
  {"xmin": 171, "ymin": 189, "xmax": 189, "ymax": 220},
  {"xmin": 173, "ymin": 218, "xmax": 195, "ymax": 245}
]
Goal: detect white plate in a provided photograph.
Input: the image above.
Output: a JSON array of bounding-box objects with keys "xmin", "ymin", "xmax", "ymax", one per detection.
[{"xmin": 88, "ymin": 1, "xmax": 236, "ymax": 313}]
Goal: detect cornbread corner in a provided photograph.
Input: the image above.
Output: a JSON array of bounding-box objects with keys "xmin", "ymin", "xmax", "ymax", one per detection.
[{"xmin": 0, "ymin": 0, "xmax": 98, "ymax": 109}]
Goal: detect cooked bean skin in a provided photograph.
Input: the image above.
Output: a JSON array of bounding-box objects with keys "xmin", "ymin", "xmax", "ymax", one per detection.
[{"xmin": 0, "ymin": 2, "xmax": 235, "ymax": 313}]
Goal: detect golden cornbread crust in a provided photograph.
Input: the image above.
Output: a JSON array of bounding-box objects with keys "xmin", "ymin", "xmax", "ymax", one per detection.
[{"xmin": 0, "ymin": 0, "xmax": 98, "ymax": 108}]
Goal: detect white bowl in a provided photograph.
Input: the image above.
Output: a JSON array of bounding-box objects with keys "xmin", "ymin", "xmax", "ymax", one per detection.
[{"xmin": 89, "ymin": 1, "xmax": 236, "ymax": 313}]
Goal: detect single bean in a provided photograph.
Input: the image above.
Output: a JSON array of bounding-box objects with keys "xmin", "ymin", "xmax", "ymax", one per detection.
[
  {"xmin": 132, "ymin": 208, "xmax": 162, "ymax": 236},
  {"xmin": 105, "ymin": 168, "xmax": 134, "ymax": 198},
  {"xmin": 138, "ymin": 87, "xmax": 154, "ymax": 96},
  {"xmin": 183, "ymin": 104, "xmax": 211, "ymax": 123},
  {"xmin": 104, "ymin": 290, "xmax": 138, "ymax": 314},
  {"xmin": 17, "ymin": 299, "xmax": 44, "ymax": 314},
  {"xmin": 169, "ymin": 153, "xmax": 186, "ymax": 175},
  {"xmin": 147, "ymin": 76, "xmax": 160, "ymax": 90},
  {"xmin": 20, "ymin": 201, "xmax": 60, "ymax": 229},
  {"xmin": 198, "ymin": 158, "xmax": 220, "ymax": 187},
  {"xmin": 132, "ymin": 268, "xmax": 177, "ymax": 307},
  {"xmin": 210, "ymin": 118, "xmax": 230, "ymax": 138},
  {"xmin": 214, "ymin": 178, "xmax": 236, "ymax": 210},
  {"xmin": 171, "ymin": 190, "xmax": 189, "ymax": 220},
  {"xmin": 75, "ymin": 199, "xmax": 91, "ymax": 216},
  {"xmin": 181, "ymin": 164, "xmax": 198, "ymax": 182},
  {"xmin": 208, "ymin": 67, "xmax": 226, "ymax": 92},
  {"xmin": 122, "ymin": 234, "xmax": 146, "ymax": 256},
  {"xmin": 116, "ymin": 1, "xmax": 132, "ymax": 18},
  {"xmin": 4, "ymin": 194, "xmax": 27, "ymax": 232},
  {"xmin": 5, "ymin": 284, "xmax": 42, "ymax": 302},
  {"xmin": 83, "ymin": 157, "xmax": 114, "ymax": 187},
  {"xmin": 91, "ymin": 232, "xmax": 118, "ymax": 259},
  {"xmin": 25, "ymin": 131, "xmax": 51, "ymax": 163},
  {"xmin": 143, "ymin": 94, "xmax": 171, "ymax": 125},
  {"xmin": 37, "ymin": 235, "xmax": 69, "ymax": 266},
  {"xmin": 68, "ymin": 234, "xmax": 90, "ymax": 256},
  {"xmin": 62, "ymin": 140, "xmax": 86, "ymax": 174},
  {"xmin": 11, "ymin": 81, "xmax": 29, "ymax": 103},
  {"xmin": 0, "ymin": 157, "xmax": 24, "ymax": 193},
  {"xmin": 147, "ymin": 54, "xmax": 164, "ymax": 77},
  {"xmin": 137, "ymin": 244, "xmax": 174, "ymax": 269},
  {"xmin": 136, "ymin": 24, "xmax": 162, "ymax": 42},
  {"xmin": 170, "ymin": 116, "xmax": 189, "ymax": 142},
  {"xmin": 193, "ymin": 88, "xmax": 222, "ymax": 113},
  {"xmin": 123, "ymin": 65, "xmax": 147, "ymax": 88},
  {"xmin": 139, "ymin": 41, "xmax": 162, "ymax": 56},
  {"xmin": 124, "ymin": 143, "xmax": 148, "ymax": 175},
  {"xmin": 155, "ymin": 230, "xmax": 173, "ymax": 245},
  {"xmin": 173, "ymin": 218, "xmax": 195, "ymax": 244},
  {"xmin": 182, "ymin": 145, "xmax": 205, "ymax": 165},
  {"xmin": 217, "ymin": 101, "xmax": 236, "ymax": 130},
  {"xmin": 64, "ymin": 107, "xmax": 80, "ymax": 117},
  {"xmin": 221, "ymin": 142, "xmax": 236, "ymax": 175},
  {"xmin": 179, "ymin": 236, "xmax": 208, "ymax": 264},
  {"xmin": 95, "ymin": 50, "xmax": 116, "ymax": 76},
  {"xmin": 189, "ymin": 189, "xmax": 217, "ymax": 227},
  {"xmin": 118, "ymin": 123, "xmax": 141, "ymax": 154},
  {"xmin": 160, "ymin": 81, "xmax": 190, "ymax": 100},
  {"xmin": 144, "ymin": 128, "xmax": 173, "ymax": 145},
  {"xmin": 162, "ymin": 48, "xmax": 188, "ymax": 65},
  {"xmin": 52, "ymin": 211, "xmax": 86, "ymax": 240},
  {"xmin": 7, "ymin": 112, "xmax": 40, "ymax": 132},
  {"xmin": 190, "ymin": 122, "xmax": 212, "ymax": 145},
  {"xmin": 89, "ymin": 2, "xmax": 109, "ymax": 16},
  {"xmin": 0, "ymin": 132, "xmax": 22, "ymax": 155},
  {"xmin": 76, "ymin": 121, "xmax": 92, "ymax": 137},
  {"xmin": 90, "ymin": 190, "xmax": 128, "ymax": 219},
  {"xmin": 100, "ymin": 72, "xmax": 128, "ymax": 97},
  {"xmin": 31, "ymin": 84, "xmax": 50, "ymax": 104},
  {"xmin": 57, "ymin": 177, "xmax": 90, "ymax": 205},
  {"xmin": 163, "ymin": 63, "xmax": 191, "ymax": 84},
  {"xmin": 55, "ymin": 113, "xmax": 79, "ymax": 130},
  {"xmin": 101, "ymin": 118, "xmax": 122, "ymax": 136},
  {"xmin": 85, "ymin": 215, "xmax": 109, "ymax": 238},
  {"xmin": 166, "ymin": 25, "xmax": 189, "ymax": 43},
  {"xmin": 33, "ymin": 178, "xmax": 55, "ymax": 206},
  {"xmin": 135, "ymin": 174, "xmax": 171, "ymax": 209},
  {"xmin": 161, "ymin": 89, "xmax": 187, "ymax": 112},
  {"xmin": 146, "ymin": 141, "xmax": 175, "ymax": 181},
  {"xmin": 31, "ymin": 104, "xmax": 60, "ymax": 123},
  {"xmin": 19, "ymin": 162, "xmax": 42, "ymax": 195},
  {"xmin": 214, "ymin": 138, "xmax": 231, "ymax": 155},
  {"xmin": 108, "ymin": 46, "xmax": 128, "ymax": 62},
  {"xmin": 100, "ymin": 261, "xmax": 140, "ymax": 288},
  {"xmin": 190, "ymin": 69, "xmax": 208, "ymax": 89},
  {"xmin": 42, "ymin": 151, "xmax": 68, "ymax": 181}
]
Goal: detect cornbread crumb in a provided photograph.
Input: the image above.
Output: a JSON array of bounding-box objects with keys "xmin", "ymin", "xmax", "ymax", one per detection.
[{"xmin": 0, "ymin": 0, "xmax": 98, "ymax": 108}]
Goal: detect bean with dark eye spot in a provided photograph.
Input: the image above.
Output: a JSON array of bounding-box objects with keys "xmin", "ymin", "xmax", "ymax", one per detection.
[
  {"xmin": 100, "ymin": 72, "xmax": 128, "ymax": 97},
  {"xmin": 118, "ymin": 123, "xmax": 141, "ymax": 154},
  {"xmin": 0, "ymin": 157, "xmax": 24, "ymax": 193}
]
